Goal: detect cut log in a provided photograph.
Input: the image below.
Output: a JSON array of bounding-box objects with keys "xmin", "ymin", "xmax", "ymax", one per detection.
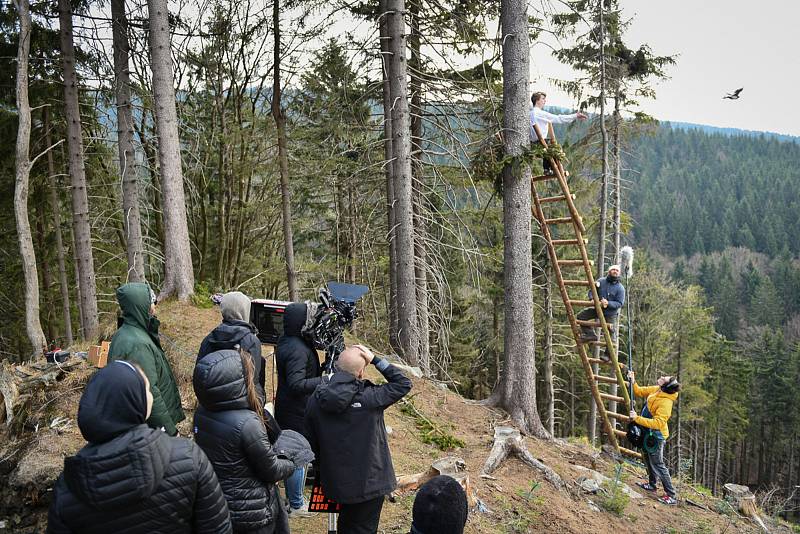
[
  {"xmin": 481, "ymin": 427, "xmax": 564, "ymax": 490},
  {"xmin": 395, "ymin": 456, "xmax": 466, "ymax": 491},
  {"xmin": 0, "ymin": 359, "xmax": 83, "ymax": 426},
  {"xmin": 395, "ymin": 456, "xmax": 474, "ymax": 506}
]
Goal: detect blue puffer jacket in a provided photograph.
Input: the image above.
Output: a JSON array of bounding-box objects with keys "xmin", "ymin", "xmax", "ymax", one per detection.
[
  {"xmin": 193, "ymin": 350, "xmax": 295, "ymax": 534},
  {"xmin": 590, "ymin": 275, "xmax": 626, "ymax": 318}
]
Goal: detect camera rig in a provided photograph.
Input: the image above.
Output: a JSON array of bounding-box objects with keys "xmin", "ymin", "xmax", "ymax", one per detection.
[{"xmin": 302, "ymin": 282, "xmax": 369, "ymax": 373}]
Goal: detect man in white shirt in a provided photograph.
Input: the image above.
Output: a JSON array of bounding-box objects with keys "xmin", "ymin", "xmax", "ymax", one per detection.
[{"xmin": 530, "ymin": 92, "xmax": 587, "ymax": 173}]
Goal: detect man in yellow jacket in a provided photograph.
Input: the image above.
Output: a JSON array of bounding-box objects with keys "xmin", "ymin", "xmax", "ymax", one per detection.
[{"xmin": 627, "ymin": 370, "xmax": 681, "ymax": 506}]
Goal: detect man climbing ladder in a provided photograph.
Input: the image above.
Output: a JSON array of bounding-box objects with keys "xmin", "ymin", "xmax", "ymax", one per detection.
[{"xmin": 577, "ymin": 264, "xmax": 626, "ymax": 361}]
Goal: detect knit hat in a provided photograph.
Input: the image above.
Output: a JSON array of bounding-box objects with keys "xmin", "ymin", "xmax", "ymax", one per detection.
[
  {"xmin": 220, "ymin": 291, "xmax": 251, "ymax": 323},
  {"xmin": 411, "ymin": 475, "xmax": 468, "ymax": 534},
  {"xmin": 608, "ymin": 264, "xmax": 621, "ymax": 273}
]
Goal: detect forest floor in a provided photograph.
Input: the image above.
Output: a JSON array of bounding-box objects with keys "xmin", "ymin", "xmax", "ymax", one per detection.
[{"xmin": 0, "ymin": 300, "xmax": 796, "ymax": 534}]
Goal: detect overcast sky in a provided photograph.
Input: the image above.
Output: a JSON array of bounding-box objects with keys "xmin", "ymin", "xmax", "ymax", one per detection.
[{"xmin": 530, "ymin": 0, "xmax": 800, "ymax": 136}]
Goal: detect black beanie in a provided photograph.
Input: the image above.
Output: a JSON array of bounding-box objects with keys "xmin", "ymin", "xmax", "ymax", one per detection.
[{"xmin": 411, "ymin": 475, "xmax": 468, "ymax": 534}]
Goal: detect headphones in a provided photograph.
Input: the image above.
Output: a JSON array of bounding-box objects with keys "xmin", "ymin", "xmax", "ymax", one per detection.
[{"xmin": 661, "ymin": 377, "xmax": 680, "ymax": 394}]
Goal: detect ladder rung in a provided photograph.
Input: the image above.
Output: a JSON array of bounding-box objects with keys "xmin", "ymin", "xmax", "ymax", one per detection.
[
  {"xmin": 593, "ymin": 374, "xmax": 620, "ymax": 384},
  {"xmin": 607, "ymin": 411, "xmax": 631, "ymax": 422},
  {"xmin": 576, "ymin": 320, "xmax": 601, "ymax": 327},
  {"xmin": 532, "ymin": 173, "xmax": 558, "ymax": 182},
  {"xmin": 558, "ymin": 259, "xmax": 592, "ymax": 267},
  {"xmin": 552, "ymin": 239, "xmax": 587, "ymax": 246},
  {"xmin": 544, "ymin": 217, "xmax": 574, "ymax": 225},
  {"xmin": 563, "ymin": 279, "xmax": 591, "ymax": 286},
  {"xmin": 613, "ymin": 429, "xmax": 628, "ymax": 439},
  {"xmin": 587, "ymin": 358, "xmax": 625, "ymax": 368},
  {"xmin": 600, "ymin": 393, "xmax": 625, "ymax": 403},
  {"xmin": 618, "ymin": 446, "xmax": 642, "ymax": 459},
  {"xmin": 569, "ymin": 299, "xmax": 595, "ymax": 307},
  {"xmin": 539, "ymin": 194, "xmax": 573, "ymax": 204}
]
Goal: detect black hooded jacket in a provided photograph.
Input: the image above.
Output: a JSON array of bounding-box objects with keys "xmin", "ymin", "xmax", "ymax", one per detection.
[
  {"xmin": 198, "ymin": 319, "xmax": 266, "ymax": 402},
  {"xmin": 274, "ymin": 303, "xmax": 321, "ymax": 434},
  {"xmin": 47, "ymin": 362, "xmax": 231, "ymax": 534},
  {"xmin": 304, "ymin": 358, "xmax": 412, "ymax": 504},
  {"xmin": 193, "ymin": 350, "xmax": 295, "ymax": 534}
]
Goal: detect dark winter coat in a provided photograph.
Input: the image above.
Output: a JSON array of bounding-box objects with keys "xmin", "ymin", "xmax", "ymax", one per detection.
[
  {"xmin": 108, "ymin": 283, "xmax": 185, "ymax": 435},
  {"xmin": 304, "ymin": 358, "xmax": 412, "ymax": 504},
  {"xmin": 590, "ymin": 275, "xmax": 626, "ymax": 318},
  {"xmin": 274, "ymin": 303, "xmax": 321, "ymax": 434},
  {"xmin": 198, "ymin": 319, "xmax": 266, "ymax": 403},
  {"xmin": 47, "ymin": 361, "xmax": 231, "ymax": 534},
  {"xmin": 193, "ymin": 350, "xmax": 295, "ymax": 534}
]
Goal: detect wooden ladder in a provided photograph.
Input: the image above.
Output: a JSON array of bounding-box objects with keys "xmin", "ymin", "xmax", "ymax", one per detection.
[{"xmin": 530, "ymin": 123, "xmax": 640, "ymax": 459}]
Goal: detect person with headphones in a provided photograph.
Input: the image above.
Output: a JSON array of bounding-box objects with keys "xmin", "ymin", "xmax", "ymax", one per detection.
[{"xmin": 627, "ymin": 370, "xmax": 681, "ymax": 505}]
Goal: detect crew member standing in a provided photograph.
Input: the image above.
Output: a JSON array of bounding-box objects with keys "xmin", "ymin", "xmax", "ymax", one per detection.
[{"xmin": 305, "ymin": 345, "xmax": 412, "ymax": 534}]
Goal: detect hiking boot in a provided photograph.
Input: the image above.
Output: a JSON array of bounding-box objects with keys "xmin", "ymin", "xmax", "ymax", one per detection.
[
  {"xmin": 289, "ymin": 503, "xmax": 313, "ymax": 518},
  {"xmin": 600, "ymin": 350, "xmax": 611, "ymax": 362},
  {"xmin": 636, "ymin": 482, "xmax": 656, "ymax": 492},
  {"xmin": 658, "ymin": 495, "xmax": 678, "ymax": 506},
  {"xmin": 579, "ymin": 333, "xmax": 599, "ymax": 342}
]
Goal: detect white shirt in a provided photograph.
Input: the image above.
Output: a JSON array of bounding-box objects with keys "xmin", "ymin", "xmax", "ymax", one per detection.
[{"xmin": 529, "ymin": 108, "xmax": 578, "ymax": 141}]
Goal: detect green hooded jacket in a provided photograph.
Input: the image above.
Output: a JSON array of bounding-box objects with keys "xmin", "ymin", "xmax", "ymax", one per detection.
[{"xmin": 108, "ymin": 283, "xmax": 185, "ymax": 435}]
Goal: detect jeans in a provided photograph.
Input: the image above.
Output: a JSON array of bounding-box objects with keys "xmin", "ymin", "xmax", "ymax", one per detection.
[
  {"xmin": 285, "ymin": 466, "xmax": 305, "ymax": 509},
  {"xmin": 644, "ymin": 439, "xmax": 676, "ymax": 498}
]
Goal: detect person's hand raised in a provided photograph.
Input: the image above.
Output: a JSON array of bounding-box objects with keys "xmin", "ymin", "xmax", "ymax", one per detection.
[
  {"xmin": 353, "ymin": 344, "xmax": 375, "ymax": 365},
  {"xmin": 577, "ymin": 112, "xmax": 588, "ymax": 120}
]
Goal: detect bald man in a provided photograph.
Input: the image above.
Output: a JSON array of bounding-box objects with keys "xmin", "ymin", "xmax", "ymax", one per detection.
[{"xmin": 304, "ymin": 345, "xmax": 412, "ymax": 534}]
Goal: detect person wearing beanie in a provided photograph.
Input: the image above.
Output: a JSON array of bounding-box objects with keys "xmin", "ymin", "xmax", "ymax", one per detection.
[
  {"xmin": 627, "ymin": 370, "xmax": 681, "ymax": 506},
  {"xmin": 305, "ymin": 344, "xmax": 412, "ymax": 534},
  {"xmin": 198, "ymin": 291, "xmax": 267, "ymax": 404},
  {"xmin": 108, "ymin": 283, "xmax": 185, "ymax": 435},
  {"xmin": 576, "ymin": 264, "xmax": 626, "ymax": 357},
  {"xmin": 47, "ymin": 361, "xmax": 231, "ymax": 533},
  {"xmin": 274, "ymin": 301, "xmax": 323, "ymax": 517},
  {"xmin": 410, "ymin": 476, "xmax": 468, "ymax": 534}
]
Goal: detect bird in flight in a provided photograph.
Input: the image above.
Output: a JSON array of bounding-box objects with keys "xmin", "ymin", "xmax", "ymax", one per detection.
[{"xmin": 723, "ymin": 88, "xmax": 743, "ymax": 100}]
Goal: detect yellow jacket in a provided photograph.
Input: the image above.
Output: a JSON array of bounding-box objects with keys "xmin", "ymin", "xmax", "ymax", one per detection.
[{"xmin": 632, "ymin": 383, "xmax": 678, "ymax": 440}]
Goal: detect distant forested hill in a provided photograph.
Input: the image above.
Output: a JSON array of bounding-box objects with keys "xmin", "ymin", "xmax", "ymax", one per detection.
[{"xmin": 627, "ymin": 127, "xmax": 800, "ymax": 257}]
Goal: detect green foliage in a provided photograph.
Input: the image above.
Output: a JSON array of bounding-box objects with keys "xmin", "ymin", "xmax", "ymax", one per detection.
[
  {"xmin": 598, "ymin": 464, "xmax": 629, "ymax": 516},
  {"xmin": 399, "ymin": 398, "xmax": 465, "ymax": 451},
  {"xmin": 190, "ymin": 282, "xmax": 214, "ymax": 309}
]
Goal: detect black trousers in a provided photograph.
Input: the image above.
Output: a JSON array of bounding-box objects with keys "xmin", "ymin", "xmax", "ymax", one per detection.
[{"xmin": 337, "ymin": 496, "xmax": 385, "ymax": 534}]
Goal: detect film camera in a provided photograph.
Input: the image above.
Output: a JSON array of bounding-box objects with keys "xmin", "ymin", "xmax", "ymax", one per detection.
[{"xmin": 251, "ymin": 282, "xmax": 369, "ymax": 371}]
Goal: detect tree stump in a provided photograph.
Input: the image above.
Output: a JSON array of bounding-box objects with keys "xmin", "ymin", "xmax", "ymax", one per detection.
[
  {"xmin": 723, "ymin": 483, "xmax": 768, "ymax": 532},
  {"xmin": 481, "ymin": 427, "xmax": 564, "ymax": 490}
]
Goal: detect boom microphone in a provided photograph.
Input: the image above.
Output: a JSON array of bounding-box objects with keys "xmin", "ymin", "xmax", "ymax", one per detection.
[{"xmin": 620, "ymin": 246, "xmax": 634, "ymax": 279}]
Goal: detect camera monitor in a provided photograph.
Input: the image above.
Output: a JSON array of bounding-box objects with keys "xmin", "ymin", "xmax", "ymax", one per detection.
[{"xmin": 251, "ymin": 298, "xmax": 292, "ymax": 345}]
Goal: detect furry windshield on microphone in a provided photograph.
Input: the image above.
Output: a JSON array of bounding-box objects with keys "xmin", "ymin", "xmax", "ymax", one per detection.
[{"xmin": 620, "ymin": 246, "xmax": 634, "ymax": 278}]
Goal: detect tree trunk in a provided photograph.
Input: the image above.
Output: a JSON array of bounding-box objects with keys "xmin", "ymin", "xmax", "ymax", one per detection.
[
  {"xmin": 408, "ymin": 0, "xmax": 430, "ymax": 374},
  {"xmin": 147, "ymin": 0, "xmax": 195, "ymax": 300},
  {"xmin": 379, "ymin": 0, "xmax": 399, "ymax": 353},
  {"xmin": 492, "ymin": 0, "xmax": 548, "ymax": 438},
  {"xmin": 588, "ymin": 0, "xmax": 610, "ymax": 444},
  {"xmin": 112, "ymin": 0, "xmax": 145, "ymax": 283},
  {"xmin": 14, "ymin": 0, "xmax": 47, "ymax": 356},
  {"xmin": 44, "ymin": 109, "xmax": 73, "ymax": 346},
  {"xmin": 34, "ymin": 186, "xmax": 56, "ymax": 343},
  {"xmin": 676, "ymin": 339, "xmax": 683, "ymax": 479},
  {"xmin": 59, "ymin": 0, "xmax": 99, "ymax": 338},
  {"xmin": 272, "ymin": 0, "xmax": 299, "ymax": 301},
  {"xmin": 386, "ymin": 0, "xmax": 420, "ymax": 364},
  {"xmin": 543, "ymin": 266, "xmax": 555, "ymax": 435}
]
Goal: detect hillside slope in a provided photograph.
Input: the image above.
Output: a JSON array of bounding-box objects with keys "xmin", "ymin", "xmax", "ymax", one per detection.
[{"xmin": 0, "ymin": 301, "xmax": 793, "ymax": 534}]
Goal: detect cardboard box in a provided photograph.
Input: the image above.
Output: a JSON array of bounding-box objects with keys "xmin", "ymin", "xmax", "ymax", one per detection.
[{"xmin": 88, "ymin": 341, "xmax": 110, "ymax": 368}]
